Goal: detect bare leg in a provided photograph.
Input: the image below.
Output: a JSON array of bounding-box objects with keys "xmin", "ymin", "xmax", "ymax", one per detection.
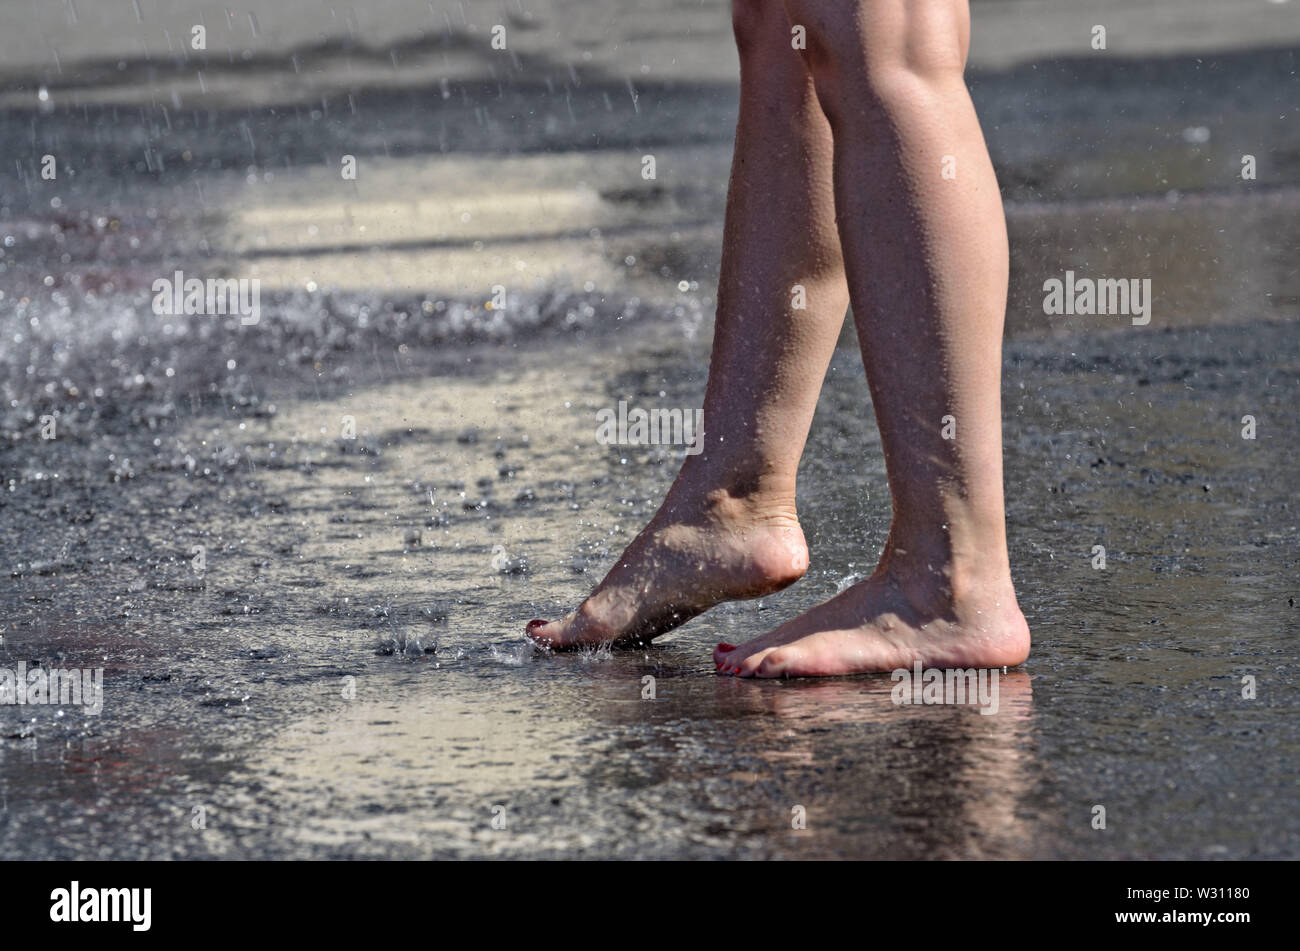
[
  {"xmin": 528, "ymin": 0, "xmax": 850, "ymax": 648},
  {"xmin": 717, "ymin": 0, "xmax": 1030, "ymax": 676}
]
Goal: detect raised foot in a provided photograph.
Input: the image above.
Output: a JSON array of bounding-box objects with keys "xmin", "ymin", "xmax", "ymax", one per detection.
[
  {"xmin": 526, "ymin": 494, "xmax": 809, "ymax": 650},
  {"xmin": 713, "ymin": 569, "xmax": 1030, "ymax": 678}
]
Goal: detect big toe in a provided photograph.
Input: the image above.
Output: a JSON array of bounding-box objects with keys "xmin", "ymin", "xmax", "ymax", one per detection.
[
  {"xmin": 526, "ymin": 610, "xmax": 608, "ymax": 649},
  {"xmin": 526, "ymin": 618, "xmax": 560, "ymax": 646}
]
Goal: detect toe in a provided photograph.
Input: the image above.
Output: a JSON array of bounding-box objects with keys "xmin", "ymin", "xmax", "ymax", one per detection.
[
  {"xmin": 755, "ymin": 647, "xmax": 793, "ymax": 678},
  {"xmin": 714, "ymin": 648, "xmax": 749, "ymax": 676},
  {"xmin": 737, "ymin": 648, "xmax": 776, "ymax": 678},
  {"xmin": 712, "ymin": 642, "xmax": 737, "ymax": 666},
  {"xmin": 522, "ymin": 623, "xmax": 553, "ymax": 646}
]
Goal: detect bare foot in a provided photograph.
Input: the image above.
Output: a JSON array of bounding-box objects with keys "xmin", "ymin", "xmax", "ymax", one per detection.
[
  {"xmin": 712, "ymin": 560, "xmax": 1030, "ymax": 678},
  {"xmin": 526, "ymin": 490, "xmax": 808, "ymax": 649}
]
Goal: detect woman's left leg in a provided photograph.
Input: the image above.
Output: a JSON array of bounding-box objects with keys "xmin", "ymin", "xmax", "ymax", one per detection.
[{"xmin": 528, "ymin": 0, "xmax": 850, "ymax": 648}]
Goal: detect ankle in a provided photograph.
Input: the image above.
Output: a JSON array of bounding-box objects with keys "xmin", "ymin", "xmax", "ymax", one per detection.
[
  {"xmin": 879, "ymin": 519, "xmax": 1013, "ymax": 608},
  {"xmin": 661, "ymin": 484, "xmax": 798, "ymax": 532},
  {"xmin": 668, "ymin": 459, "xmax": 799, "ymax": 521}
]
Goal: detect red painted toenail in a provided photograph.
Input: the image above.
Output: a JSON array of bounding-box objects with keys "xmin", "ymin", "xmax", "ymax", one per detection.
[
  {"xmin": 717, "ymin": 643, "xmax": 736, "ymax": 651},
  {"xmin": 526, "ymin": 619, "xmax": 549, "ymax": 633}
]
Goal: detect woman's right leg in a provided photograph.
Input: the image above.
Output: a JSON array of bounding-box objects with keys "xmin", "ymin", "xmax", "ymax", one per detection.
[
  {"xmin": 716, "ymin": 0, "xmax": 1031, "ymax": 678},
  {"xmin": 527, "ymin": 0, "xmax": 850, "ymax": 648}
]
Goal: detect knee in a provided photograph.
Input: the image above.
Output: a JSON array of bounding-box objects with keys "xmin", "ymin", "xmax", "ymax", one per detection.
[{"xmin": 782, "ymin": 0, "xmax": 969, "ymax": 94}]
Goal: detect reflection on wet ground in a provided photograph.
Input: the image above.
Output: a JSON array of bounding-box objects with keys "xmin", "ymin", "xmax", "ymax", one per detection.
[{"xmin": 1, "ymin": 314, "xmax": 1295, "ymax": 858}]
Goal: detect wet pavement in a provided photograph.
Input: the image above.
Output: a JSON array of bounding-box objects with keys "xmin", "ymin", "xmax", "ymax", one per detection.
[{"xmin": 1, "ymin": 312, "xmax": 1296, "ymax": 859}]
